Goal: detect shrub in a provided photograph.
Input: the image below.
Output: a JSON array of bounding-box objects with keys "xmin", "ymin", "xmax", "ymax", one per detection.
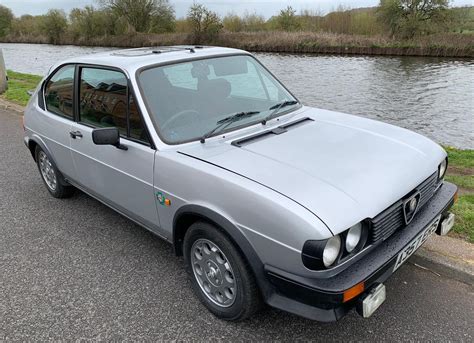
[
  {"xmin": 99, "ymin": 0, "xmax": 175, "ymax": 33},
  {"xmin": 40, "ymin": 9, "xmax": 68, "ymax": 44},
  {"xmin": 187, "ymin": 4, "xmax": 222, "ymax": 43},
  {"xmin": 378, "ymin": 0, "xmax": 451, "ymax": 38},
  {"xmin": 0, "ymin": 5, "xmax": 13, "ymax": 37}
]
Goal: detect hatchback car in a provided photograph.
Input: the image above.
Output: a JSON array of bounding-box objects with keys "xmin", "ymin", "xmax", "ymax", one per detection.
[{"xmin": 23, "ymin": 46, "xmax": 457, "ymax": 322}]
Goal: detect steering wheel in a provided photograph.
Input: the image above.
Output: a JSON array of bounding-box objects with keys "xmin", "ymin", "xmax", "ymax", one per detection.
[{"xmin": 161, "ymin": 109, "xmax": 201, "ymax": 131}]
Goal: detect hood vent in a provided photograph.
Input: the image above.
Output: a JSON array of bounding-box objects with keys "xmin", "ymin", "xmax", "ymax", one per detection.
[{"xmin": 231, "ymin": 117, "xmax": 314, "ymax": 147}]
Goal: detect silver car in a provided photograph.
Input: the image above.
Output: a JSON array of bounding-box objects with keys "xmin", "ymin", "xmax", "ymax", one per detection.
[{"xmin": 23, "ymin": 46, "xmax": 458, "ymax": 322}]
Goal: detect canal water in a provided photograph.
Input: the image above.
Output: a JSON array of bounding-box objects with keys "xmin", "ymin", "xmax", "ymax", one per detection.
[{"xmin": 1, "ymin": 43, "xmax": 472, "ymax": 148}]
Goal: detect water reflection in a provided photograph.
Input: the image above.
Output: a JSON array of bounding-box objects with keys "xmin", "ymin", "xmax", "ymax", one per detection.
[{"xmin": 257, "ymin": 53, "xmax": 473, "ymax": 148}]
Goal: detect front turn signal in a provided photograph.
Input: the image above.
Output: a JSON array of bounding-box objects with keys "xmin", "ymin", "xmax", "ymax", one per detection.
[{"xmin": 343, "ymin": 281, "xmax": 365, "ymax": 303}]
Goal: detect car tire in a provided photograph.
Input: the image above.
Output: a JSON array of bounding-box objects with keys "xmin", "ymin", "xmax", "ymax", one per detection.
[
  {"xmin": 35, "ymin": 146, "xmax": 74, "ymax": 198},
  {"xmin": 183, "ymin": 221, "xmax": 263, "ymax": 321}
]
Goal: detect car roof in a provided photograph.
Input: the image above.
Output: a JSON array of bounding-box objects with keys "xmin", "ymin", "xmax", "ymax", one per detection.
[{"xmin": 53, "ymin": 46, "xmax": 250, "ymax": 75}]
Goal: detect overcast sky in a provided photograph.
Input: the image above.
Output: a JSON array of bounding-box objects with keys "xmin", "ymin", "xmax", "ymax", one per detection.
[{"xmin": 1, "ymin": 0, "xmax": 472, "ymax": 18}]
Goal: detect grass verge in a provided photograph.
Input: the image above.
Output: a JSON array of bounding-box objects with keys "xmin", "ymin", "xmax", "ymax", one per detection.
[
  {"xmin": 446, "ymin": 148, "xmax": 474, "ymax": 243},
  {"xmin": 450, "ymin": 194, "xmax": 474, "ymax": 243},
  {"xmin": 1, "ymin": 70, "xmax": 472, "ymax": 242},
  {"xmin": 445, "ymin": 146, "xmax": 474, "ymax": 169},
  {"xmin": 445, "ymin": 174, "xmax": 474, "ymax": 190},
  {"xmin": 1, "ymin": 70, "xmax": 42, "ymax": 106}
]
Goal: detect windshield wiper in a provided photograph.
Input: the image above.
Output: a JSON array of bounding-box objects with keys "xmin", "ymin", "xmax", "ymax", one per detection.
[
  {"xmin": 200, "ymin": 111, "xmax": 260, "ymax": 143},
  {"xmin": 261, "ymin": 100, "xmax": 299, "ymax": 125}
]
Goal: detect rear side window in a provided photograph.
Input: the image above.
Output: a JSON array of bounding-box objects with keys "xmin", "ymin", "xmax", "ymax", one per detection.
[
  {"xmin": 79, "ymin": 67, "xmax": 150, "ymax": 144},
  {"xmin": 44, "ymin": 65, "xmax": 75, "ymax": 118}
]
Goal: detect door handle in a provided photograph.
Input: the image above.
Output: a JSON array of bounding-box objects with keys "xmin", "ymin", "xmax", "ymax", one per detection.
[{"xmin": 69, "ymin": 131, "xmax": 83, "ymax": 139}]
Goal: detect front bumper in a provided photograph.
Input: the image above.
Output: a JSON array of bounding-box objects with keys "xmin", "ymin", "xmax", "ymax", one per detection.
[{"xmin": 263, "ymin": 182, "xmax": 458, "ymax": 322}]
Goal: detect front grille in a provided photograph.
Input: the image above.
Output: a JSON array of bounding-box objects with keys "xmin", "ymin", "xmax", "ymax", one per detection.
[{"xmin": 370, "ymin": 172, "xmax": 439, "ymax": 243}]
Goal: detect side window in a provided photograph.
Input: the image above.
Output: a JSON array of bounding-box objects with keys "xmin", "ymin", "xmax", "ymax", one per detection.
[
  {"xmin": 79, "ymin": 68, "xmax": 128, "ymax": 136},
  {"xmin": 44, "ymin": 65, "xmax": 75, "ymax": 118},
  {"xmin": 79, "ymin": 67, "xmax": 150, "ymax": 145}
]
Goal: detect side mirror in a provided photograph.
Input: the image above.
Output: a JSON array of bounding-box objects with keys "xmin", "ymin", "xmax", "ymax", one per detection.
[{"xmin": 92, "ymin": 127, "xmax": 127, "ymax": 150}]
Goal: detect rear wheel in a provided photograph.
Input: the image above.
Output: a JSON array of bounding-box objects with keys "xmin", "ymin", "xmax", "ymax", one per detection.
[
  {"xmin": 35, "ymin": 146, "xmax": 74, "ymax": 198},
  {"xmin": 183, "ymin": 221, "xmax": 262, "ymax": 321}
]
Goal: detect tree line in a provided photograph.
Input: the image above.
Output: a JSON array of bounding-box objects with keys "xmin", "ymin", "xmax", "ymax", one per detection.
[{"xmin": 0, "ymin": 0, "xmax": 472, "ymax": 45}]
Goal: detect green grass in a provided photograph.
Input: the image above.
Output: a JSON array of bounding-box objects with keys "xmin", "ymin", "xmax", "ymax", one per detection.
[
  {"xmin": 445, "ymin": 174, "xmax": 474, "ymax": 190},
  {"xmin": 445, "ymin": 146, "xmax": 474, "ymax": 169},
  {"xmin": 1, "ymin": 70, "xmax": 42, "ymax": 106},
  {"xmin": 443, "ymin": 147, "xmax": 473, "ymax": 243},
  {"xmin": 451, "ymin": 194, "xmax": 474, "ymax": 243}
]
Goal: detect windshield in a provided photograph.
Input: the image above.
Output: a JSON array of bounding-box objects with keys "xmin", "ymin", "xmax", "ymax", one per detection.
[{"xmin": 138, "ymin": 55, "xmax": 299, "ymax": 144}]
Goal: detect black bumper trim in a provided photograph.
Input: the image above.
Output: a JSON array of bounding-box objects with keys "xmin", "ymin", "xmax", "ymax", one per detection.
[{"xmin": 264, "ymin": 182, "xmax": 457, "ymax": 321}]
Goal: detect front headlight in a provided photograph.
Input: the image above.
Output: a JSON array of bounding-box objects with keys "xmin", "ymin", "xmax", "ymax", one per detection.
[
  {"xmin": 323, "ymin": 235, "xmax": 341, "ymax": 267},
  {"xmin": 346, "ymin": 223, "xmax": 362, "ymax": 253},
  {"xmin": 302, "ymin": 222, "xmax": 368, "ymax": 270},
  {"xmin": 438, "ymin": 158, "xmax": 447, "ymax": 180}
]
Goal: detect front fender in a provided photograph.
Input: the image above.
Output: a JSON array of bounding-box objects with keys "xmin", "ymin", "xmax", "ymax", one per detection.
[{"xmin": 173, "ymin": 204, "xmax": 273, "ymax": 298}]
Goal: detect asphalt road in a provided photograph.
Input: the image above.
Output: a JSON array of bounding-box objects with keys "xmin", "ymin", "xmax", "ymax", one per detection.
[{"xmin": 1, "ymin": 108, "xmax": 473, "ymax": 341}]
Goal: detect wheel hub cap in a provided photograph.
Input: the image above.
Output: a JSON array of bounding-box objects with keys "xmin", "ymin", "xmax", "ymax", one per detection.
[
  {"xmin": 38, "ymin": 151, "xmax": 57, "ymax": 191},
  {"xmin": 191, "ymin": 239, "xmax": 236, "ymax": 308}
]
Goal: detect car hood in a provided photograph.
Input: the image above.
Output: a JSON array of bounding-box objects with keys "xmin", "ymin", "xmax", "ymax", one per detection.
[{"xmin": 179, "ymin": 107, "xmax": 446, "ymax": 234}]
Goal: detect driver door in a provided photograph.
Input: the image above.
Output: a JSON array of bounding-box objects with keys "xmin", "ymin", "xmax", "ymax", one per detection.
[{"xmin": 69, "ymin": 66, "xmax": 161, "ymax": 233}]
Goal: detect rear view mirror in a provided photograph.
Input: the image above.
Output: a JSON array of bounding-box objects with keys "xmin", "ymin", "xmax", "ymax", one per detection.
[
  {"xmin": 92, "ymin": 127, "xmax": 127, "ymax": 150},
  {"xmin": 212, "ymin": 57, "xmax": 248, "ymax": 76}
]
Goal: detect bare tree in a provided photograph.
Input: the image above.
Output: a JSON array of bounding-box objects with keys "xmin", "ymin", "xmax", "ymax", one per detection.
[
  {"xmin": 187, "ymin": 4, "xmax": 222, "ymax": 43},
  {"xmin": 98, "ymin": 0, "xmax": 174, "ymax": 33}
]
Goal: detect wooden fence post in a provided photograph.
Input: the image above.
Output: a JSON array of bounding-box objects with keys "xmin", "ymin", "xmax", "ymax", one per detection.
[{"xmin": 0, "ymin": 49, "xmax": 7, "ymax": 94}]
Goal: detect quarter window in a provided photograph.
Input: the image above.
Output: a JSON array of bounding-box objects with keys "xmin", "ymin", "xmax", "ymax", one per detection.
[{"xmin": 44, "ymin": 65, "xmax": 75, "ymax": 118}]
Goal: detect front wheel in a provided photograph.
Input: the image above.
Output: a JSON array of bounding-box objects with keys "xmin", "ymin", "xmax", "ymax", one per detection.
[{"xmin": 183, "ymin": 222, "xmax": 262, "ymax": 321}]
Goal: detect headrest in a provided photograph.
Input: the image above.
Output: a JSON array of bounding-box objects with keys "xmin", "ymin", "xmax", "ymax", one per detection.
[
  {"xmin": 191, "ymin": 62, "xmax": 210, "ymax": 79},
  {"xmin": 198, "ymin": 78, "xmax": 231, "ymax": 99},
  {"xmin": 141, "ymin": 68, "xmax": 172, "ymax": 90}
]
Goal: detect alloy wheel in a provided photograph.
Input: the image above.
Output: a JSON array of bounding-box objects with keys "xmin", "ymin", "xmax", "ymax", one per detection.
[
  {"xmin": 38, "ymin": 151, "xmax": 57, "ymax": 191},
  {"xmin": 191, "ymin": 238, "xmax": 237, "ymax": 307}
]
